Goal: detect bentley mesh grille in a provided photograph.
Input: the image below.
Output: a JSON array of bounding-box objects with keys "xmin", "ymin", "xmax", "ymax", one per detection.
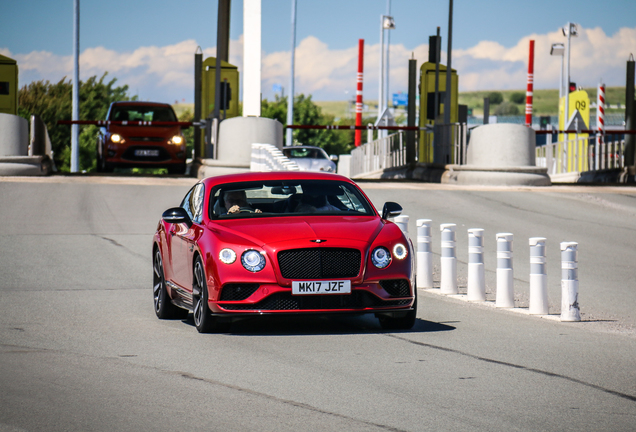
[
  {"xmin": 379, "ymin": 279, "xmax": 411, "ymax": 297},
  {"xmin": 219, "ymin": 283, "xmax": 260, "ymax": 301},
  {"xmin": 219, "ymin": 291, "xmax": 411, "ymax": 311},
  {"xmin": 277, "ymin": 248, "xmax": 361, "ymax": 279}
]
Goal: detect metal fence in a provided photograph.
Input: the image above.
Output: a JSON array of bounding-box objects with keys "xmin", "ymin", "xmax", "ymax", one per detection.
[
  {"xmin": 536, "ymin": 133, "xmax": 625, "ymax": 175},
  {"xmin": 350, "ymin": 131, "xmax": 406, "ymax": 178},
  {"xmin": 419, "ymin": 123, "xmax": 468, "ymax": 165}
]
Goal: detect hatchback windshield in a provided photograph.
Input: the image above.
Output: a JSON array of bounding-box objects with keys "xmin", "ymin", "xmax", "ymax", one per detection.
[
  {"xmin": 109, "ymin": 105, "xmax": 177, "ymax": 122},
  {"xmin": 210, "ymin": 180, "xmax": 374, "ymax": 219}
]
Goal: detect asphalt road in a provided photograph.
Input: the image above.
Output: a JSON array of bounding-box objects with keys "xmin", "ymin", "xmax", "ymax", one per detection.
[{"xmin": 0, "ymin": 175, "xmax": 635, "ymax": 432}]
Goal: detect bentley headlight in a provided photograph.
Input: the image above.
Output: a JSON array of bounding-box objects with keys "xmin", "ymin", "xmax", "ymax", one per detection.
[
  {"xmin": 393, "ymin": 243, "xmax": 407, "ymax": 260},
  {"xmin": 111, "ymin": 133, "xmax": 122, "ymax": 143},
  {"xmin": 171, "ymin": 135, "xmax": 184, "ymax": 145},
  {"xmin": 241, "ymin": 250, "xmax": 266, "ymax": 272},
  {"xmin": 219, "ymin": 248, "xmax": 236, "ymax": 264},
  {"xmin": 371, "ymin": 247, "xmax": 391, "ymax": 269}
]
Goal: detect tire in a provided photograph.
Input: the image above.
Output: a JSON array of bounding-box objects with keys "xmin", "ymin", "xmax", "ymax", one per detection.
[
  {"xmin": 153, "ymin": 247, "xmax": 188, "ymax": 319},
  {"xmin": 378, "ymin": 290, "xmax": 417, "ymax": 331},
  {"xmin": 192, "ymin": 256, "xmax": 231, "ymax": 333}
]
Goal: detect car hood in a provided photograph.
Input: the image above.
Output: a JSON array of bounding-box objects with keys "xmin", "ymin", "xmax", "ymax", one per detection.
[{"xmin": 210, "ymin": 215, "xmax": 383, "ymax": 250}]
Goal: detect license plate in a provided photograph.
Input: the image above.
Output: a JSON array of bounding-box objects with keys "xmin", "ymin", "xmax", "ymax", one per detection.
[
  {"xmin": 292, "ymin": 280, "xmax": 351, "ymax": 295},
  {"xmin": 134, "ymin": 149, "xmax": 159, "ymax": 157}
]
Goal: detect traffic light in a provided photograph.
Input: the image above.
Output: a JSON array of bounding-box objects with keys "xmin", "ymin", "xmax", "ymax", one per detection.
[{"xmin": 569, "ymin": 82, "xmax": 577, "ymax": 93}]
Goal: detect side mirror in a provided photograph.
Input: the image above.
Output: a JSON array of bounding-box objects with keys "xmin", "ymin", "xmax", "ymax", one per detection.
[
  {"xmin": 162, "ymin": 207, "xmax": 192, "ymax": 227},
  {"xmin": 381, "ymin": 202, "xmax": 402, "ymax": 220},
  {"xmin": 329, "ymin": 154, "xmax": 339, "ymax": 162}
]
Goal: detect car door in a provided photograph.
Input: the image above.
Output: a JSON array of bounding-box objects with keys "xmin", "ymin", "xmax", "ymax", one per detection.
[{"xmin": 170, "ymin": 183, "xmax": 205, "ymax": 291}]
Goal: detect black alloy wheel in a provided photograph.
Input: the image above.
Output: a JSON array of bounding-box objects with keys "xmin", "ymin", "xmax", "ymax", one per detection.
[
  {"xmin": 153, "ymin": 248, "xmax": 187, "ymax": 319},
  {"xmin": 193, "ymin": 256, "xmax": 231, "ymax": 333}
]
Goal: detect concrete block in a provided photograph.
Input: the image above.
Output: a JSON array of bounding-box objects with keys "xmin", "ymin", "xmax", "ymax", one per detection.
[
  {"xmin": 0, "ymin": 113, "xmax": 28, "ymax": 156},
  {"xmin": 216, "ymin": 117, "xmax": 283, "ymax": 167}
]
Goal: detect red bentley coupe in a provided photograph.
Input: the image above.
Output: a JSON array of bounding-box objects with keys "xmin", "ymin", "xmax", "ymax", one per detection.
[{"xmin": 152, "ymin": 172, "xmax": 416, "ymax": 332}]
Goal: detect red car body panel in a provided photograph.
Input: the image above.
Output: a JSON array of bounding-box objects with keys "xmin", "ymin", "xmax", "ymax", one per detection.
[{"xmin": 153, "ymin": 172, "xmax": 415, "ymax": 320}]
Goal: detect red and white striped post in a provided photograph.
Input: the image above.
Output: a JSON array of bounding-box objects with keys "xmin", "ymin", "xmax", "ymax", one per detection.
[
  {"xmin": 596, "ymin": 81, "xmax": 605, "ymax": 170},
  {"xmin": 355, "ymin": 39, "xmax": 365, "ymax": 147},
  {"xmin": 525, "ymin": 39, "xmax": 535, "ymax": 127}
]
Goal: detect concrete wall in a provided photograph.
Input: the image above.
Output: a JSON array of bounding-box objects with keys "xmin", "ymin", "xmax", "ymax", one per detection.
[
  {"xmin": 0, "ymin": 113, "xmax": 28, "ymax": 156},
  {"xmin": 467, "ymin": 123, "xmax": 536, "ymax": 167}
]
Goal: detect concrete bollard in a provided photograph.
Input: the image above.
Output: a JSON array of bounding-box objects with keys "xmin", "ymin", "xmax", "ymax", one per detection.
[
  {"xmin": 394, "ymin": 215, "xmax": 409, "ymax": 236},
  {"xmin": 529, "ymin": 237, "xmax": 548, "ymax": 314},
  {"xmin": 560, "ymin": 242, "xmax": 581, "ymax": 322},
  {"xmin": 440, "ymin": 224, "xmax": 458, "ymax": 295},
  {"xmin": 496, "ymin": 233, "xmax": 515, "ymax": 308},
  {"xmin": 416, "ymin": 219, "xmax": 433, "ymax": 289},
  {"xmin": 467, "ymin": 228, "xmax": 486, "ymax": 301}
]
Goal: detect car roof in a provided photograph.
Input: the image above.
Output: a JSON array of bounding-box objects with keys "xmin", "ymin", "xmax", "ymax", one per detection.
[{"xmin": 200, "ymin": 171, "xmax": 354, "ymax": 188}]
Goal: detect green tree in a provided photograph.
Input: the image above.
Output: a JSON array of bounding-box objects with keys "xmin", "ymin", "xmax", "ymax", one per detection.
[
  {"xmin": 261, "ymin": 94, "xmax": 353, "ymax": 155},
  {"xmin": 18, "ymin": 73, "xmax": 134, "ymax": 172},
  {"xmin": 488, "ymin": 91, "xmax": 503, "ymax": 105},
  {"xmin": 494, "ymin": 101, "xmax": 520, "ymax": 116},
  {"xmin": 510, "ymin": 92, "xmax": 525, "ymax": 104}
]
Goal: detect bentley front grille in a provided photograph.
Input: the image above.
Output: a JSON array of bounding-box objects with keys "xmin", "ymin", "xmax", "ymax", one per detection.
[{"xmin": 277, "ymin": 248, "xmax": 361, "ymax": 279}]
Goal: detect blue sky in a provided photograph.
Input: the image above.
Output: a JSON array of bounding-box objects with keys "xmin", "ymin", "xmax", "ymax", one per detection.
[{"xmin": 2, "ymin": 0, "xmax": 636, "ymax": 103}]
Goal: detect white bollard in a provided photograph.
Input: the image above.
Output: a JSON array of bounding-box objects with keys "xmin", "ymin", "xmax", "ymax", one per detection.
[
  {"xmin": 416, "ymin": 219, "xmax": 433, "ymax": 289},
  {"xmin": 467, "ymin": 228, "xmax": 486, "ymax": 301},
  {"xmin": 496, "ymin": 233, "xmax": 515, "ymax": 308},
  {"xmin": 394, "ymin": 215, "xmax": 409, "ymax": 236},
  {"xmin": 529, "ymin": 237, "xmax": 549, "ymax": 314},
  {"xmin": 560, "ymin": 242, "xmax": 581, "ymax": 322},
  {"xmin": 440, "ymin": 224, "xmax": 458, "ymax": 295}
]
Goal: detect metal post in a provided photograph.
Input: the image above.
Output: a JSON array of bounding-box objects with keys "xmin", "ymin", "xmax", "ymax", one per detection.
[
  {"xmin": 71, "ymin": 0, "xmax": 80, "ymax": 173},
  {"xmin": 560, "ymin": 242, "xmax": 580, "ymax": 322},
  {"xmin": 625, "ymin": 54, "xmax": 635, "ymax": 169},
  {"xmin": 525, "ymin": 40, "xmax": 535, "ymax": 127},
  {"xmin": 443, "ymin": 0, "xmax": 453, "ymax": 126},
  {"xmin": 434, "ymin": 27, "xmax": 441, "ymax": 124},
  {"xmin": 496, "ymin": 233, "xmax": 514, "ymax": 308},
  {"xmin": 355, "ymin": 39, "xmax": 364, "ymax": 147},
  {"xmin": 596, "ymin": 81, "xmax": 605, "ymax": 171},
  {"xmin": 440, "ymin": 223, "xmax": 457, "ymax": 295},
  {"xmin": 416, "ymin": 219, "xmax": 433, "ymax": 289},
  {"xmin": 377, "ymin": 15, "xmax": 384, "ymax": 124},
  {"xmin": 529, "ymin": 237, "xmax": 548, "ymax": 315},
  {"xmin": 384, "ymin": 0, "xmax": 392, "ymax": 115},
  {"xmin": 194, "ymin": 47, "xmax": 202, "ymax": 159},
  {"xmin": 564, "ymin": 22, "xmax": 573, "ymax": 132},
  {"xmin": 406, "ymin": 56, "xmax": 416, "ymax": 163},
  {"xmin": 467, "ymin": 228, "xmax": 486, "ymax": 301},
  {"xmin": 214, "ymin": 0, "xmax": 231, "ymax": 121},
  {"xmin": 286, "ymin": 0, "xmax": 297, "ymax": 147},
  {"xmin": 483, "ymin": 97, "xmax": 490, "ymax": 124}
]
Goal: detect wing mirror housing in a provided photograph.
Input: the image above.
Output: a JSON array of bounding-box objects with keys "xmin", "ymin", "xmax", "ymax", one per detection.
[
  {"xmin": 381, "ymin": 202, "xmax": 402, "ymax": 220},
  {"xmin": 329, "ymin": 154, "xmax": 339, "ymax": 162},
  {"xmin": 162, "ymin": 207, "xmax": 192, "ymax": 227}
]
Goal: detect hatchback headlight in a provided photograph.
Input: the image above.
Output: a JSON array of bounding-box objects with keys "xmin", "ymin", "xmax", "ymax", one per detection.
[
  {"xmin": 171, "ymin": 135, "xmax": 184, "ymax": 145},
  {"xmin": 111, "ymin": 133, "xmax": 122, "ymax": 143},
  {"xmin": 241, "ymin": 250, "xmax": 266, "ymax": 272},
  {"xmin": 371, "ymin": 246, "xmax": 391, "ymax": 269}
]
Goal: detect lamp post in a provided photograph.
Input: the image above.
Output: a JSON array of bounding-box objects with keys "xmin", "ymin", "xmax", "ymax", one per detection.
[
  {"xmin": 550, "ymin": 43, "xmax": 565, "ymax": 98},
  {"xmin": 562, "ymin": 22, "xmax": 578, "ymax": 124},
  {"xmin": 377, "ymin": 14, "xmax": 395, "ymax": 135}
]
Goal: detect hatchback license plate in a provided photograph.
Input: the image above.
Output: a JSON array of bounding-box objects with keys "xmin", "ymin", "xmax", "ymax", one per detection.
[
  {"xmin": 292, "ymin": 280, "xmax": 351, "ymax": 295},
  {"xmin": 134, "ymin": 149, "xmax": 159, "ymax": 157}
]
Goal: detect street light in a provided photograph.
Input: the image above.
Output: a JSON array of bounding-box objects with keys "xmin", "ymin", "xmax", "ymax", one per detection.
[
  {"xmin": 562, "ymin": 22, "xmax": 578, "ymax": 125},
  {"xmin": 550, "ymin": 43, "xmax": 565, "ymax": 98},
  {"xmin": 377, "ymin": 14, "xmax": 395, "ymax": 131}
]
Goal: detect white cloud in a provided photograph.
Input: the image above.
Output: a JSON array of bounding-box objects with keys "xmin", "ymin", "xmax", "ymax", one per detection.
[{"xmin": 3, "ymin": 25, "xmax": 635, "ymax": 103}]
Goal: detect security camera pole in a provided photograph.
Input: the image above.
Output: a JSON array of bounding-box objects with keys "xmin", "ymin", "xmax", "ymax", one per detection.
[{"xmin": 563, "ymin": 22, "xmax": 578, "ymax": 126}]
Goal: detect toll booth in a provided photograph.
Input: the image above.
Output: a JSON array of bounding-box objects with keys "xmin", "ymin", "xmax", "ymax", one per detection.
[
  {"xmin": 0, "ymin": 54, "xmax": 19, "ymax": 115},
  {"xmin": 558, "ymin": 89, "xmax": 590, "ymax": 172},
  {"xmin": 201, "ymin": 57, "xmax": 239, "ymax": 120},
  {"xmin": 418, "ymin": 62, "xmax": 458, "ymax": 163}
]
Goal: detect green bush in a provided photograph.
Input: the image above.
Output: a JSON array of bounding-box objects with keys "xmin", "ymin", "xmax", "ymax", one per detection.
[
  {"xmin": 510, "ymin": 92, "xmax": 525, "ymax": 104},
  {"xmin": 494, "ymin": 101, "xmax": 520, "ymax": 116}
]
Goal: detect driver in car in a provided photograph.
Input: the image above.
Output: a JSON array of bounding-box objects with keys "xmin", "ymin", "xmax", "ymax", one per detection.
[{"xmin": 224, "ymin": 190, "xmax": 262, "ymax": 214}]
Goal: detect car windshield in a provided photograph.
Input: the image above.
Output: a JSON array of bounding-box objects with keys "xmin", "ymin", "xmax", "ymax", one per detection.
[
  {"xmin": 209, "ymin": 180, "xmax": 374, "ymax": 219},
  {"xmin": 282, "ymin": 147, "xmax": 327, "ymax": 159},
  {"xmin": 109, "ymin": 105, "xmax": 177, "ymax": 122}
]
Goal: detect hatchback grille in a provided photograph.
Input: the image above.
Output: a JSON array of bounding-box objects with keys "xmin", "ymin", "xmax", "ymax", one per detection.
[
  {"xmin": 277, "ymin": 248, "xmax": 361, "ymax": 279},
  {"xmin": 129, "ymin": 136, "xmax": 165, "ymax": 142},
  {"xmin": 380, "ymin": 279, "xmax": 411, "ymax": 297},
  {"xmin": 219, "ymin": 283, "xmax": 260, "ymax": 301},
  {"xmin": 219, "ymin": 291, "xmax": 411, "ymax": 311}
]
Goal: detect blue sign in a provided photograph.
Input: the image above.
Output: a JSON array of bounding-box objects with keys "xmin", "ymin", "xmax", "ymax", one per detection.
[
  {"xmin": 393, "ymin": 92, "xmax": 408, "ymax": 106},
  {"xmin": 272, "ymin": 83, "xmax": 282, "ymax": 93}
]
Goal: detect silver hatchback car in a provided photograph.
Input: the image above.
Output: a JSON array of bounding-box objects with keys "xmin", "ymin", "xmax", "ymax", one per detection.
[{"xmin": 282, "ymin": 145, "xmax": 338, "ymax": 173}]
